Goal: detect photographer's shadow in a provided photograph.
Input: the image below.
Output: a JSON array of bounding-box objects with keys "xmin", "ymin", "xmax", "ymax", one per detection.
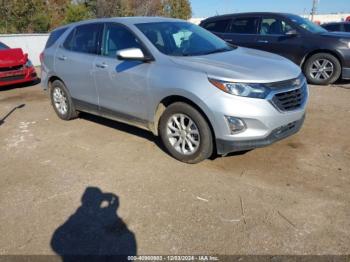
[{"xmin": 51, "ymin": 187, "xmax": 136, "ymax": 261}]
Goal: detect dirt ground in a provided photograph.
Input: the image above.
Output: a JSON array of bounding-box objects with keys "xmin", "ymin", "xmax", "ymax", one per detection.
[{"xmin": 0, "ymin": 76, "xmax": 349, "ymax": 256}]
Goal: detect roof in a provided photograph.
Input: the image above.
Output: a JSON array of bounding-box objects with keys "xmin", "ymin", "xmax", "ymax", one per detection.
[
  {"xmin": 201, "ymin": 12, "xmax": 296, "ymax": 22},
  {"xmin": 52, "ymin": 16, "xmax": 185, "ymax": 32}
]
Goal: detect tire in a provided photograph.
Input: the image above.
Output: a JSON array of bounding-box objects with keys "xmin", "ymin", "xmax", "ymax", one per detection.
[
  {"xmin": 159, "ymin": 102, "xmax": 213, "ymax": 164},
  {"xmin": 303, "ymin": 53, "xmax": 341, "ymax": 85},
  {"xmin": 50, "ymin": 80, "xmax": 78, "ymax": 120}
]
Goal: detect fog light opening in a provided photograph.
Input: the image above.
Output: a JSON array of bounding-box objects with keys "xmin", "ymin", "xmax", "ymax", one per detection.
[{"xmin": 225, "ymin": 116, "xmax": 246, "ymax": 134}]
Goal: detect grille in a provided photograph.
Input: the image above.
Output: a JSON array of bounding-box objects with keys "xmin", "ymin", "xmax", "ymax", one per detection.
[
  {"xmin": 0, "ymin": 74, "xmax": 25, "ymax": 82},
  {"xmin": 0, "ymin": 65, "xmax": 24, "ymax": 72},
  {"xmin": 272, "ymin": 83, "xmax": 307, "ymax": 112}
]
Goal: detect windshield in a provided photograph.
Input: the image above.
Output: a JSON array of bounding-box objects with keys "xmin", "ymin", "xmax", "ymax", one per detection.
[
  {"xmin": 0, "ymin": 42, "xmax": 9, "ymax": 50},
  {"xmin": 287, "ymin": 14, "xmax": 327, "ymax": 33},
  {"xmin": 136, "ymin": 22, "xmax": 234, "ymax": 56}
]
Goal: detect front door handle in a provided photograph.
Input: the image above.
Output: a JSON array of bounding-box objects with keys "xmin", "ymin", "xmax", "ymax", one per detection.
[
  {"xmin": 258, "ymin": 40, "xmax": 269, "ymax": 43},
  {"xmin": 58, "ymin": 55, "xmax": 67, "ymax": 61},
  {"xmin": 95, "ymin": 63, "xmax": 108, "ymax": 69},
  {"xmin": 224, "ymin": 39, "xmax": 233, "ymax": 42}
]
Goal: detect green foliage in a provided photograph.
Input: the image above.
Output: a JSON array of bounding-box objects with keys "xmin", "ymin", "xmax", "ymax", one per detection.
[
  {"xmin": 0, "ymin": 0, "xmax": 192, "ymax": 33},
  {"xmin": 164, "ymin": 0, "xmax": 192, "ymax": 20},
  {"xmin": 63, "ymin": 3, "xmax": 92, "ymax": 24},
  {"xmin": 0, "ymin": 0, "xmax": 51, "ymax": 33},
  {"xmin": 31, "ymin": 13, "xmax": 51, "ymax": 33}
]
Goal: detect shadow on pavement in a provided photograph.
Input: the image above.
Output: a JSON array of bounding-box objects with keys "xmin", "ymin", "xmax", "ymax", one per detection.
[
  {"xmin": 51, "ymin": 187, "xmax": 137, "ymax": 262},
  {"xmin": 0, "ymin": 103, "xmax": 25, "ymax": 126},
  {"xmin": 80, "ymin": 112, "xmax": 167, "ymax": 154},
  {"xmin": 334, "ymin": 79, "xmax": 350, "ymax": 89}
]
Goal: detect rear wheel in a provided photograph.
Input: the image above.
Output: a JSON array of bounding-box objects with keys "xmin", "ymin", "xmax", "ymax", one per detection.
[
  {"xmin": 304, "ymin": 53, "xmax": 341, "ymax": 85},
  {"xmin": 159, "ymin": 102, "xmax": 213, "ymax": 164},
  {"xmin": 50, "ymin": 80, "xmax": 78, "ymax": 120}
]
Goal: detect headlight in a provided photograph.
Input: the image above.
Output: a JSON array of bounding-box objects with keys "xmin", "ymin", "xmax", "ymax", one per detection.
[
  {"xmin": 208, "ymin": 78, "xmax": 270, "ymax": 99},
  {"xmin": 25, "ymin": 59, "xmax": 33, "ymax": 68},
  {"xmin": 340, "ymin": 39, "xmax": 350, "ymax": 48}
]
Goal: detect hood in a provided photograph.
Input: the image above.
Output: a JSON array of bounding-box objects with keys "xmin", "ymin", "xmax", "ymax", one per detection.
[
  {"xmin": 169, "ymin": 47, "xmax": 301, "ymax": 83},
  {"xmin": 320, "ymin": 31, "xmax": 350, "ymax": 39},
  {"xmin": 0, "ymin": 48, "xmax": 27, "ymax": 68}
]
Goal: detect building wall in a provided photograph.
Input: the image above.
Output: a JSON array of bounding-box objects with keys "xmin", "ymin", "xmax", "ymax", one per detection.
[{"xmin": 0, "ymin": 34, "xmax": 49, "ymax": 66}]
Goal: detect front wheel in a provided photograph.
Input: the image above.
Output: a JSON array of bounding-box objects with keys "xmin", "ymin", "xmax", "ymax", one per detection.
[
  {"xmin": 159, "ymin": 102, "xmax": 213, "ymax": 164},
  {"xmin": 303, "ymin": 53, "xmax": 341, "ymax": 85}
]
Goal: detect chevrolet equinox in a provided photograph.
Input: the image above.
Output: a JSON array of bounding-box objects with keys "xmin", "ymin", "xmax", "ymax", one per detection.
[{"xmin": 41, "ymin": 17, "xmax": 308, "ymax": 163}]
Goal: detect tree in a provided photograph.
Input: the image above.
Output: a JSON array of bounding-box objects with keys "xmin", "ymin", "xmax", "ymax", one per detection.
[
  {"xmin": 164, "ymin": 0, "xmax": 192, "ymax": 20},
  {"xmin": 130, "ymin": 0, "xmax": 164, "ymax": 16},
  {"xmin": 31, "ymin": 12, "xmax": 51, "ymax": 33},
  {"xmin": 64, "ymin": 3, "xmax": 92, "ymax": 24},
  {"xmin": 0, "ymin": 0, "xmax": 192, "ymax": 33},
  {"xmin": 47, "ymin": 0, "xmax": 70, "ymax": 29},
  {"xmin": 0, "ymin": 0, "xmax": 52, "ymax": 33}
]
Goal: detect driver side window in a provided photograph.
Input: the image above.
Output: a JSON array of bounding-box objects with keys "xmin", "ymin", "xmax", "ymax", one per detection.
[
  {"xmin": 260, "ymin": 18, "xmax": 294, "ymax": 35},
  {"xmin": 103, "ymin": 23, "xmax": 142, "ymax": 57}
]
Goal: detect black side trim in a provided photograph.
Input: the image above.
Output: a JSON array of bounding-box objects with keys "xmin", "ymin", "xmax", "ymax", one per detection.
[
  {"xmin": 73, "ymin": 99, "xmax": 99, "ymax": 112},
  {"xmin": 72, "ymin": 98, "xmax": 149, "ymax": 129}
]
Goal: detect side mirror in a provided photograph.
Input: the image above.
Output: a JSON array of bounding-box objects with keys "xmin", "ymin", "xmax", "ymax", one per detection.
[
  {"xmin": 116, "ymin": 48, "xmax": 150, "ymax": 62},
  {"xmin": 286, "ymin": 29, "xmax": 298, "ymax": 36}
]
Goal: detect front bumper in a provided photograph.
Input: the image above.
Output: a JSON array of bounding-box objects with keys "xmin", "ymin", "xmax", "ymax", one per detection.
[
  {"xmin": 216, "ymin": 115, "xmax": 305, "ymax": 155},
  {"xmin": 200, "ymin": 76, "xmax": 308, "ymax": 155},
  {"xmin": 0, "ymin": 66, "xmax": 37, "ymax": 87}
]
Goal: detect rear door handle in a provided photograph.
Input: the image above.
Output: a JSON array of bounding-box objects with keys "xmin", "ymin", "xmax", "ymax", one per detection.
[
  {"xmin": 224, "ymin": 39, "xmax": 233, "ymax": 42},
  {"xmin": 95, "ymin": 63, "xmax": 108, "ymax": 69},
  {"xmin": 258, "ymin": 40, "xmax": 269, "ymax": 43},
  {"xmin": 58, "ymin": 55, "xmax": 67, "ymax": 61}
]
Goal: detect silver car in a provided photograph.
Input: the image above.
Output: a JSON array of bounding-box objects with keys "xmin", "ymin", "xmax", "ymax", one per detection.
[{"xmin": 41, "ymin": 17, "xmax": 308, "ymax": 163}]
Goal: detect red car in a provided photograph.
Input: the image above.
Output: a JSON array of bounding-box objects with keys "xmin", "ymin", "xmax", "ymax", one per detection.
[{"xmin": 0, "ymin": 42, "xmax": 37, "ymax": 87}]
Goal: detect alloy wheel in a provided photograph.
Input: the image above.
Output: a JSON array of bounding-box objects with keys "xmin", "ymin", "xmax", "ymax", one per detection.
[
  {"xmin": 310, "ymin": 58, "xmax": 334, "ymax": 81},
  {"xmin": 166, "ymin": 113, "xmax": 200, "ymax": 155},
  {"xmin": 53, "ymin": 87, "xmax": 68, "ymax": 115}
]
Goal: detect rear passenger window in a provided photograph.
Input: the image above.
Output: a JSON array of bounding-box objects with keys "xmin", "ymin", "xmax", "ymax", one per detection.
[
  {"xmin": 102, "ymin": 23, "xmax": 142, "ymax": 57},
  {"xmin": 228, "ymin": 17, "xmax": 259, "ymax": 34},
  {"xmin": 260, "ymin": 18, "xmax": 294, "ymax": 35},
  {"xmin": 202, "ymin": 19, "xmax": 231, "ymax": 33},
  {"xmin": 63, "ymin": 23, "xmax": 103, "ymax": 54},
  {"xmin": 45, "ymin": 28, "xmax": 67, "ymax": 48}
]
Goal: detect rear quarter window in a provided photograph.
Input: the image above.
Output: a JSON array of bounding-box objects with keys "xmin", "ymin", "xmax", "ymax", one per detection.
[
  {"xmin": 45, "ymin": 28, "xmax": 68, "ymax": 48},
  {"xmin": 63, "ymin": 23, "xmax": 103, "ymax": 55},
  {"xmin": 202, "ymin": 19, "xmax": 231, "ymax": 33}
]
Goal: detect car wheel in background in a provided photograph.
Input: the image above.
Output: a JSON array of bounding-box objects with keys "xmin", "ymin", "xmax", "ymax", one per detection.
[
  {"xmin": 159, "ymin": 102, "xmax": 213, "ymax": 164},
  {"xmin": 50, "ymin": 80, "xmax": 78, "ymax": 120},
  {"xmin": 304, "ymin": 53, "xmax": 341, "ymax": 85}
]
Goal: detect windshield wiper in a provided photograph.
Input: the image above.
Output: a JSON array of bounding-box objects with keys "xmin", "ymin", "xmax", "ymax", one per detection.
[
  {"xmin": 182, "ymin": 47, "xmax": 233, "ymax": 57},
  {"xmin": 201, "ymin": 47, "xmax": 234, "ymax": 55}
]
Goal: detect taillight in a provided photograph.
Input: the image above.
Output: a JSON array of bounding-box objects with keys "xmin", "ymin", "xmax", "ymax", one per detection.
[{"xmin": 39, "ymin": 52, "xmax": 44, "ymax": 64}]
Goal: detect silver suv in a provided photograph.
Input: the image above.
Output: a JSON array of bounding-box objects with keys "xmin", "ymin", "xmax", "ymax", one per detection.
[{"xmin": 41, "ymin": 17, "xmax": 308, "ymax": 163}]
